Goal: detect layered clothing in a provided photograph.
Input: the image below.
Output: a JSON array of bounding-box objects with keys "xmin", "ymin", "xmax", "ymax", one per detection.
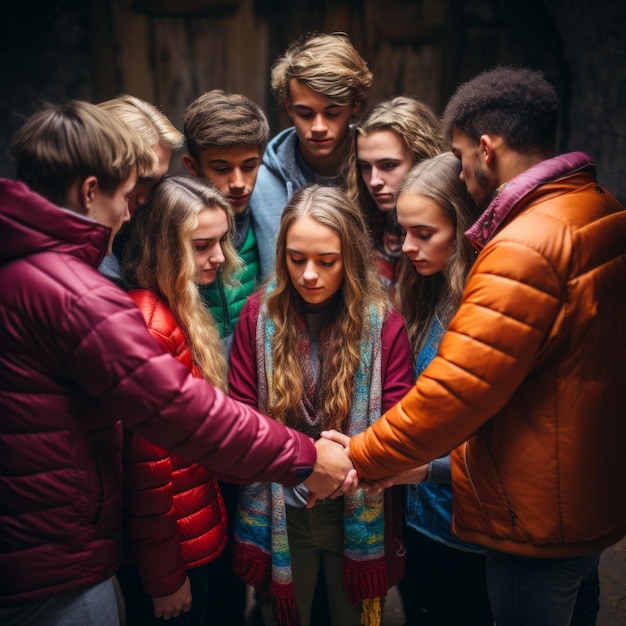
[
  {"xmin": 350, "ymin": 152, "xmax": 626, "ymax": 557},
  {"xmin": 0, "ymin": 179, "xmax": 317, "ymax": 606},
  {"xmin": 123, "ymin": 290, "xmax": 228, "ymax": 598},
  {"xmin": 230, "ymin": 289, "xmax": 414, "ymax": 626}
]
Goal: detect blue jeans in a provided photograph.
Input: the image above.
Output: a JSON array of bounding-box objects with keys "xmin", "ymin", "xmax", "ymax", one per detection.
[
  {"xmin": 0, "ymin": 577, "xmax": 120, "ymax": 626},
  {"xmin": 486, "ymin": 549, "xmax": 601, "ymax": 626}
]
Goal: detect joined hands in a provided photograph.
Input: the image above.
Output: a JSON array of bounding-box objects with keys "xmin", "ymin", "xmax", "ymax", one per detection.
[{"xmin": 318, "ymin": 429, "xmax": 430, "ymax": 496}]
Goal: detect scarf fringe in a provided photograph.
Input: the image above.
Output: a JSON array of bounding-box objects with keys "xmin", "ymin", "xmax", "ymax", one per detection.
[
  {"xmin": 342, "ymin": 555, "xmax": 388, "ymax": 605},
  {"xmin": 272, "ymin": 587, "xmax": 301, "ymax": 626},
  {"xmin": 361, "ymin": 597, "xmax": 382, "ymax": 626},
  {"xmin": 232, "ymin": 540, "xmax": 271, "ymax": 595}
]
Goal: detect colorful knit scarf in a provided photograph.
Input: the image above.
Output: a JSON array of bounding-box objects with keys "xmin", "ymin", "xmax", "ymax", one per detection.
[{"xmin": 233, "ymin": 290, "xmax": 388, "ymax": 626}]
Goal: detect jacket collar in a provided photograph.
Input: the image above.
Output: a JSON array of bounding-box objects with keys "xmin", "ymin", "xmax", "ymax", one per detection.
[{"xmin": 465, "ymin": 152, "xmax": 596, "ymax": 249}]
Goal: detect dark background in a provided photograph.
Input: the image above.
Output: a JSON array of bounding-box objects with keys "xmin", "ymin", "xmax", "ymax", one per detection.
[{"xmin": 1, "ymin": 0, "xmax": 624, "ymax": 200}]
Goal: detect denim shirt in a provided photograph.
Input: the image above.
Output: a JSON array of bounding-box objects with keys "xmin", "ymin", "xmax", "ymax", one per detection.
[{"xmin": 405, "ymin": 317, "xmax": 484, "ymax": 553}]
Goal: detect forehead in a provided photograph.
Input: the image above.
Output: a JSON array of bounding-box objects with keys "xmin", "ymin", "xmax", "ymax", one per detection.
[
  {"xmin": 194, "ymin": 207, "xmax": 228, "ymax": 233},
  {"xmin": 396, "ymin": 192, "xmax": 448, "ymax": 225},
  {"xmin": 357, "ymin": 129, "xmax": 409, "ymax": 157},
  {"xmin": 198, "ymin": 144, "xmax": 261, "ymax": 164},
  {"xmin": 288, "ymin": 79, "xmax": 341, "ymax": 109},
  {"xmin": 286, "ymin": 215, "xmax": 341, "ymax": 250},
  {"xmin": 451, "ymin": 129, "xmax": 476, "ymax": 155}
]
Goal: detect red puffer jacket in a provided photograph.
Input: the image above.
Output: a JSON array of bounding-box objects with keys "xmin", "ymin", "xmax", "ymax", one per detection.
[
  {"xmin": 0, "ymin": 180, "xmax": 316, "ymax": 606},
  {"xmin": 124, "ymin": 290, "xmax": 227, "ymax": 597},
  {"xmin": 350, "ymin": 153, "xmax": 626, "ymax": 558}
]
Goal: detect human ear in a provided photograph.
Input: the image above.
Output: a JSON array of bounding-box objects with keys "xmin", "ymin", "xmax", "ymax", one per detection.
[
  {"xmin": 181, "ymin": 154, "xmax": 200, "ymax": 177},
  {"xmin": 350, "ymin": 101, "xmax": 362, "ymax": 117},
  {"xmin": 284, "ymin": 98, "xmax": 294, "ymax": 119},
  {"xmin": 80, "ymin": 176, "xmax": 99, "ymax": 213},
  {"xmin": 479, "ymin": 135, "xmax": 496, "ymax": 165}
]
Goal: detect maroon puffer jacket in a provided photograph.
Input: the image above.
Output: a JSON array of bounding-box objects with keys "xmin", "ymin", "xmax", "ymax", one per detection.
[
  {"xmin": 0, "ymin": 179, "xmax": 316, "ymax": 606},
  {"xmin": 124, "ymin": 290, "xmax": 228, "ymax": 597}
]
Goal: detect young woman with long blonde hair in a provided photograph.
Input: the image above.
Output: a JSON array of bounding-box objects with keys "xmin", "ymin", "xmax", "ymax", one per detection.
[
  {"xmin": 119, "ymin": 176, "xmax": 241, "ymax": 624},
  {"xmin": 229, "ymin": 184, "xmax": 414, "ymax": 626}
]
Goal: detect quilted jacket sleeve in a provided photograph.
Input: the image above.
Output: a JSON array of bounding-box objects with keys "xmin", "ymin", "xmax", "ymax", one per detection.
[
  {"xmin": 59, "ymin": 281, "xmax": 316, "ymax": 486},
  {"xmin": 350, "ymin": 226, "xmax": 565, "ymax": 479},
  {"xmin": 123, "ymin": 431, "xmax": 185, "ymax": 597}
]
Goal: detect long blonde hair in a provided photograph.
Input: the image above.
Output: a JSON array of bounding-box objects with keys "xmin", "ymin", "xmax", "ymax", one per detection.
[
  {"xmin": 344, "ymin": 96, "xmax": 446, "ymax": 241},
  {"xmin": 266, "ymin": 184, "xmax": 387, "ymax": 430},
  {"xmin": 395, "ymin": 153, "xmax": 480, "ymax": 358},
  {"xmin": 122, "ymin": 177, "xmax": 242, "ymax": 389}
]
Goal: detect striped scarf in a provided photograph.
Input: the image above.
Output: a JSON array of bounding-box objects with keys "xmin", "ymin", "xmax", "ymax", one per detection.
[{"xmin": 233, "ymin": 290, "xmax": 388, "ymax": 626}]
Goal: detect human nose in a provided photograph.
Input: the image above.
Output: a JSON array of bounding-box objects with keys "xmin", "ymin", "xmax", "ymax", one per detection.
[
  {"xmin": 302, "ymin": 261, "xmax": 318, "ymax": 281},
  {"xmin": 209, "ymin": 243, "xmax": 225, "ymax": 266},
  {"xmin": 229, "ymin": 169, "xmax": 245, "ymax": 191},
  {"xmin": 369, "ymin": 166, "xmax": 384, "ymax": 188},
  {"xmin": 402, "ymin": 233, "xmax": 417, "ymax": 254},
  {"xmin": 311, "ymin": 114, "xmax": 328, "ymax": 133}
]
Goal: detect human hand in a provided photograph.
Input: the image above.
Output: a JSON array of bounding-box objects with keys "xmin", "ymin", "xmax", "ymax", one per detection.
[
  {"xmin": 303, "ymin": 437, "xmax": 357, "ymax": 503},
  {"xmin": 320, "ymin": 429, "xmax": 351, "ymax": 450},
  {"xmin": 152, "ymin": 576, "xmax": 192, "ymax": 620},
  {"xmin": 361, "ymin": 464, "xmax": 429, "ymax": 495}
]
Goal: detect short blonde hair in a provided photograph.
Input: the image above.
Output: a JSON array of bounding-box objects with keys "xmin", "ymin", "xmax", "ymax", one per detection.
[
  {"xmin": 9, "ymin": 99, "xmax": 156, "ymax": 207},
  {"xmin": 271, "ymin": 32, "xmax": 372, "ymax": 108},
  {"xmin": 99, "ymin": 94, "xmax": 183, "ymax": 151}
]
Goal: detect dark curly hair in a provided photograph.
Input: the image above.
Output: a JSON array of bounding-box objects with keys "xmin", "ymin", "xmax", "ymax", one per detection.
[{"xmin": 442, "ymin": 66, "xmax": 558, "ymax": 156}]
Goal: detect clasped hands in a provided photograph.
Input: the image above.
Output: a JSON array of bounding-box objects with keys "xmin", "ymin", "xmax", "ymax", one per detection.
[{"xmin": 303, "ymin": 429, "xmax": 429, "ymax": 507}]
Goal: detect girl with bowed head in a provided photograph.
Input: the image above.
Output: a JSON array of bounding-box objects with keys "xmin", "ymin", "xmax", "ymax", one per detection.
[
  {"xmin": 229, "ymin": 184, "xmax": 415, "ymax": 626},
  {"xmin": 343, "ymin": 96, "xmax": 446, "ymax": 298},
  {"xmin": 119, "ymin": 176, "xmax": 241, "ymax": 624}
]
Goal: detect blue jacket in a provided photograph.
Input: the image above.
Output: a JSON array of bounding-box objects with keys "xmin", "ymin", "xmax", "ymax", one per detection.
[
  {"xmin": 249, "ymin": 127, "xmax": 345, "ymax": 278},
  {"xmin": 405, "ymin": 318, "xmax": 484, "ymax": 553},
  {"xmin": 248, "ymin": 127, "xmax": 309, "ymax": 278}
]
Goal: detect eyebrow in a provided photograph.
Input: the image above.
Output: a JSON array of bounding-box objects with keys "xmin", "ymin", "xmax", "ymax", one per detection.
[
  {"xmin": 286, "ymin": 247, "xmax": 340, "ymax": 256},
  {"xmin": 209, "ymin": 157, "xmax": 259, "ymax": 164},
  {"xmin": 358, "ymin": 157, "xmax": 403, "ymax": 164},
  {"xmin": 404, "ymin": 223, "xmax": 436, "ymax": 230},
  {"xmin": 292, "ymin": 103, "xmax": 343, "ymax": 112}
]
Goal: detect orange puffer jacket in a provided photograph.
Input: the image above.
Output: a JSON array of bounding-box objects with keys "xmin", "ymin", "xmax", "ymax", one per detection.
[
  {"xmin": 351, "ymin": 152, "xmax": 626, "ymax": 558},
  {"xmin": 124, "ymin": 290, "xmax": 227, "ymax": 597}
]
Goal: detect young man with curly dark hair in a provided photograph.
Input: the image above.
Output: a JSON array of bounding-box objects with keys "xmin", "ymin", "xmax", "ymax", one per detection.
[{"xmin": 330, "ymin": 66, "xmax": 626, "ymax": 626}]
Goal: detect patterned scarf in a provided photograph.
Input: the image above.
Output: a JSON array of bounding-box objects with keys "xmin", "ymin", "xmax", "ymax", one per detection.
[{"xmin": 233, "ymin": 289, "xmax": 388, "ymax": 626}]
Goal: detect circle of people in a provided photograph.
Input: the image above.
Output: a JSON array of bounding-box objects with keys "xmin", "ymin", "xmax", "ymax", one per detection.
[{"xmin": 1, "ymin": 31, "xmax": 625, "ymax": 626}]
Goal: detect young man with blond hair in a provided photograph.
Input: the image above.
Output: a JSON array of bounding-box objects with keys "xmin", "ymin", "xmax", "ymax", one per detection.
[
  {"xmin": 97, "ymin": 94, "xmax": 184, "ymax": 284},
  {"xmin": 249, "ymin": 32, "xmax": 372, "ymax": 272},
  {"xmin": 0, "ymin": 99, "xmax": 355, "ymax": 626}
]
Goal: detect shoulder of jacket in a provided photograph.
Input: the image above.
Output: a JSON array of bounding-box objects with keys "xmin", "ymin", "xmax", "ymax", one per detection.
[{"xmin": 128, "ymin": 290, "xmax": 178, "ymax": 337}]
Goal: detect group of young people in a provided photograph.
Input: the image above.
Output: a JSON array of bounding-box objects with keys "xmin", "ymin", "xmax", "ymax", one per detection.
[{"xmin": 1, "ymin": 30, "xmax": 625, "ymax": 626}]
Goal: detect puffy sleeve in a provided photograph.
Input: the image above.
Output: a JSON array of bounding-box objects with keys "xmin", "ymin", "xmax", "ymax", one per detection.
[
  {"xmin": 59, "ymin": 280, "xmax": 317, "ymax": 487},
  {"xmin": 350, "ymin": 235, "xmax": 563, "ymax": 480}
]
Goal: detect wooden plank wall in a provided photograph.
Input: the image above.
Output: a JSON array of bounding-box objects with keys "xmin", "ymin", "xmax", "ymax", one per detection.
[{"xmin": 83, "ymin": 0, "xmax": 568, "ymax": 179}]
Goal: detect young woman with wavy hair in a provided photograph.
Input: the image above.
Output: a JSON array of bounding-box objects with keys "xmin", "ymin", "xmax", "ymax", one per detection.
[
  {"xmin": 118, "ymin": 176, "xmax": 241, "ymax": 624},
  {"xmin": 343, "ymin": 96, "xmax": 446, "ymax": 298},
  {"xmin": 229, "ymin": 184, "xmax": 414, "ymax": 626},
  {"xmin": 394, "ymin": 153, "xmax": 492, "ymax": 625}
]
